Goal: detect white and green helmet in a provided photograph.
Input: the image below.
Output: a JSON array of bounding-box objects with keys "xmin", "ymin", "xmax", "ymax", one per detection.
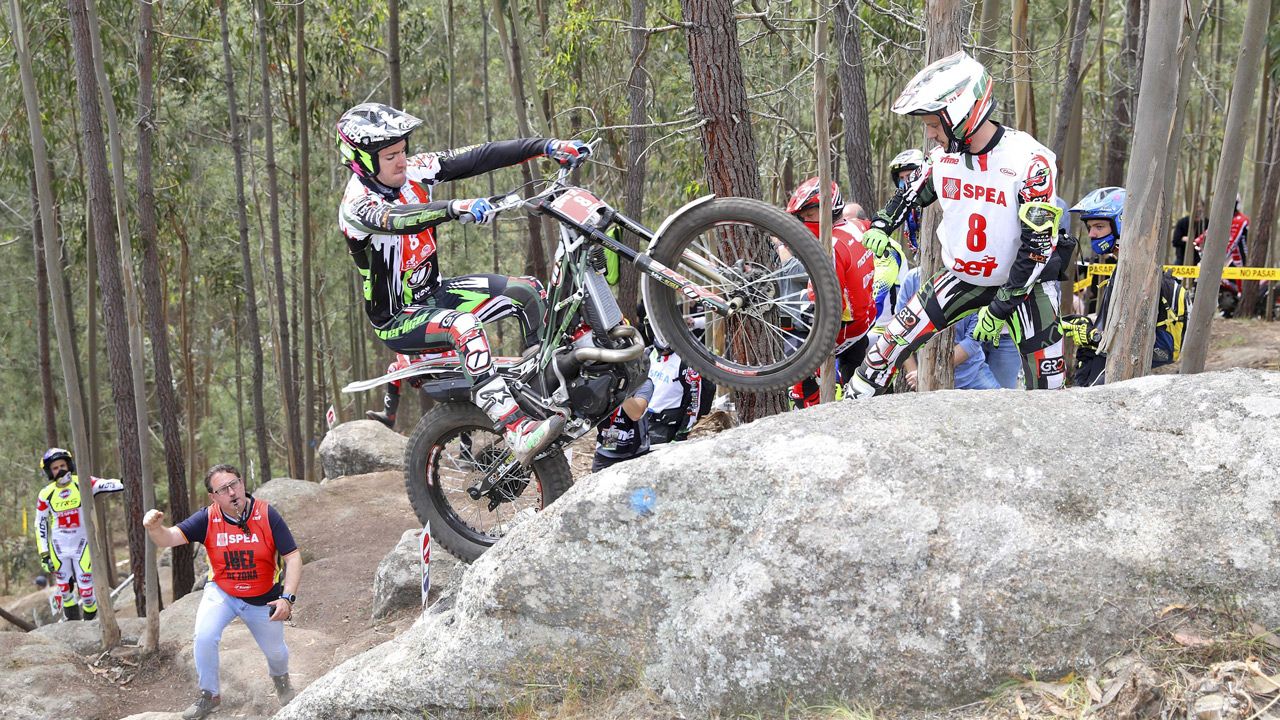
[
  {"xmin": 336, "ymin": 103, "xmax": 423, "ymax": 180},
  {"xmin": 891, "ymin": 51, "xmax": 994, "ymax": 153}
]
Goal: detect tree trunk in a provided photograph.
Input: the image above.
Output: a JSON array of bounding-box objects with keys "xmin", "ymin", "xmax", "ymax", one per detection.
[
  {"xmin": 1050, "ymin": 0, "xmax": 1092, "ymax": 159},
  {"xmin": 975, "ymin": 0, "xmax": 1003, "ymax": 66},
  {"xmin": 1243, "ymin": 92, "xmax": 1280, "ymax": 319},
  {"xmin": 83, "ymin": 0, "xmax": 159, "ymax": 632},
  {"xmin": 136, "ymin": 0, "xmax": 193, "ymax": 603},
  {"xmin": 621, "ymin": 0, "xmax": 649, "ymax": 325},
  {"xmin": 834, "ymin": 0, "xmax": 874, "ymax": 209},
  {"xmin": 31, "ymin": 177, "xmax": 58, "ymax": 447},
  {"xmin": 254, "ymin": 0, "xmax": 303, "ymax": 480},
  {"xmin": 1180, "ymin": 0, "xmax": 1271, "ymax": 372},
  {"xmin": 815, "ymin": 4, "xmax": 836, "ymax": 404},
  {"xmin": 1101, "ymin": 0, "xmax": 1186, "ymax": 381},
  {"xmin": 1239, "ymin": 55, "xmax": 1272, "ymax": 317},
  {"xmin": 492, "ymin": 0, "xmax": 549, "ymax": 281},
  {"xmin": 219, "ymin": 0, "xmax": 271, "ymax": 482},
  {"xmin": 388, "ymin": 0, "xmax": 401, "ymax": 107},
  {"xmin": 916, "ymin": 0, "xmax": 965, "ymax": 392},
  {"xmin": 679, "ymin": 0, "xmax": 785, "ymax": 421},
  {"xmin": 1011, "ymin": 0, "xmax": 1033, "ymax": 133},
  {"xmin": 298, "ymin": 0, "xmax": 316, "ymax": 482},
  {"xmin": 1103, "ymin": 0, "xmax": 1142, "ymax": 186},
  {"xmin": 1158, "ymin": 2, "xmax": 1211, "ymax": 255},
  {"xmin": 14, "ymin": 8, "xmax": 115, "ymax": 636}
]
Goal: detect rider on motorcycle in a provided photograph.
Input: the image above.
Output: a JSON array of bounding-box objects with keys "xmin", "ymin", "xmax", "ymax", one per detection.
[
  {"xmin": 782, "ymin": 177, "xmax": 878, "ymax": 407},
  {"xmin": 849, "ymin": 51, "xmax": 1065, "ymax": 398},
  {"xmin": 336, "ymin": 102, "xmax": 588, "ymax": 464},
  {"xmin": 1062, "ymin": 187, "xmax": 1189, "ymax": 386}
]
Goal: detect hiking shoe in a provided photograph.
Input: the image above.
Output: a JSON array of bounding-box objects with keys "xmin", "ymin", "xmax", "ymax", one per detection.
[
  {"xmin": 271, "ymin": 674, "xmax": 295, "ymax": 706},
  {"xmin": 504, "ymin": 414, "xmax": 565, "ymax": 466},
  {"xmin": 181, "ymin": 690, "xmax": 220, "ymax": 720},
  {"xmin": 365, "ymin": 410, "xmax": 395, "ymax": 429}
]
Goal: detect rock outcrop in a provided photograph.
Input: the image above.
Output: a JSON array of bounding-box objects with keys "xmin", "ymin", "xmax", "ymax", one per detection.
[
  {"xmin": 278, "ymin": 370, "xmax": 1280, "ymax": 719},
  {"xmin": 371, "ymin": 529, "xmax": 462, "ymax": 619},
  {"xmin": 317, "ymin": 420, "xmax": 407, "ymax": 480}
]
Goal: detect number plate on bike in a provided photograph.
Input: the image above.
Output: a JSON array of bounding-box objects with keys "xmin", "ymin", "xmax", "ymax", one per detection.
[{"xmin": 550, "ymin": 188, "xmax": 608, "ymax": 226}]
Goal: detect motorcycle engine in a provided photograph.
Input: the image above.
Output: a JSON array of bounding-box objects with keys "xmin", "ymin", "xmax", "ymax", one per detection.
[{"xmin": 566, "ymin": 352, "xmax": 649, "ymax": 424}]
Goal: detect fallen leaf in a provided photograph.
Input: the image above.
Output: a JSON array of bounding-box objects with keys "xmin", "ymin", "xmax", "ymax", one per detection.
[
  {"xmin": 1246, "ymin": 672, "xmax": 1280, "ymax": 695},
  {"xmin": 1158, "ymin": 603, "xmax": 1190, "ymax": 618},
  {"xmin": 1026, "ymin": 681, "xmax": 1073, "ymax": 700},
  {"xmin": 1043, "ymin": 698, "xmax": 1073, "ymax": 718},
  {"xmin": 1174, "ymin": 630, "xmax": 1215, "ymax": 647},
  {"xmin": 1015, "ymin": 693, "xmax": 1030, "ymax": 720},
  {"xmin": 1087, "ymin": 676, "xmax": 1104, "ymax": 703}
]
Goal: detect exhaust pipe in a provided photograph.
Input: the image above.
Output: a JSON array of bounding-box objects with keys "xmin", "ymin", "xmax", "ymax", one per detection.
[{"xmin": 557, "ymin": 325, "xmax": 644, "ymax": 372}]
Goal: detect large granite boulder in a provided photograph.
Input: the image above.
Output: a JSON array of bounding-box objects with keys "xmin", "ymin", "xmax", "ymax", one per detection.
[
  {"xmin": 275, "ymin": 370, "xmax": 1280, "ymax": 719},
  {"xmin": 317, "ymin": 420, "xmax": 407, "ymax": 480},
  {"xmin": 371, "ymin": 529, "xmax": 462, "ymax": 619},
  {"xmin": 0, "ymin": 630, "xmax": 100, "ymax": 719},
  {"xmin": 254, "ymin": 477, "xmax": 323, "ymax": 517}
]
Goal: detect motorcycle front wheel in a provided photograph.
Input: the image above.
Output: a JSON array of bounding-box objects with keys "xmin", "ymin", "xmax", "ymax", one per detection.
[
  {"xmin": 404, "ymin": 402, "xmax": 572, "ymax": 563},
  {"xmin": 644, "ymin": 197, "xmax": 841, "ymax": 391}
]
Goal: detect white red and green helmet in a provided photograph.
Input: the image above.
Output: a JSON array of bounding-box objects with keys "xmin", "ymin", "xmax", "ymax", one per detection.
[
  {"xmin": 892, "ymin": 51, "xmax": 994, "ymax": 154},
  {"xmin": 336, "ymin": 103, "xmax": 423, "ymax": 180},
  {"xmin": 785, "ymin": 177, "xmax": 846, "ymax": 221}
]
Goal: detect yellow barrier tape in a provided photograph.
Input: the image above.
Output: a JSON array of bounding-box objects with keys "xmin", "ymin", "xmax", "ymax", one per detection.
[
  {"xmin": 1084, "ymin": 264, "xmax": 1280, "ymax": 281},
  {"xmin": 1073, "ymin": 276, "xmax": 1091, "ymax": 293}
]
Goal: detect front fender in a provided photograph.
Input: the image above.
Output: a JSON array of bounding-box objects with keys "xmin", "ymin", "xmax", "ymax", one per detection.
[{"xmin": 640, "ymin": 195, "xmax": 717, "ymax": 348}]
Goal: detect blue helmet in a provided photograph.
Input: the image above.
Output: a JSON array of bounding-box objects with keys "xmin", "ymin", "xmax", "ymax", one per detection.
[{"xmin": 1069, "ymin": 187, "xmax": 1125, "ymax": 255}]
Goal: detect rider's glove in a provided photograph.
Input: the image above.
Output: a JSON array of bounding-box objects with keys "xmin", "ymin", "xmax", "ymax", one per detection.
[
  {"xmin": 862, "ymin": 227, "xmax": 893, "ymax": 258},
  {"xmin": 40, "ymin": 553, "xmax": 53, "ymax": 573},
  {"xmin": 449, "ymin": 198, "xmax": 495, "ymax": 225},
  {"xmin": 1060, "ymin": 315, "xmax": 1098, "ymax": 349},
  {"xmin": 545, "ymin": 139, "xmax": 590, "ymax": 168},
  {"xmin": 971, "ymin": 306, "xmax": 1009, "ymax": 346}
]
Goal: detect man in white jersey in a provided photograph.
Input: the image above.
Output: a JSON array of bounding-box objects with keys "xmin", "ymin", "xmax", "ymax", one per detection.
[{"xmin": 848, "ymin": 51, "xmax": 1064, "ymax": 398}]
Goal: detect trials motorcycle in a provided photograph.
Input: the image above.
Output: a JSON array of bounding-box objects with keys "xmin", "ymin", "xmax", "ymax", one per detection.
[{"xmin": 344, "ymin": 144, "xmax": 841, "ymax": 561}]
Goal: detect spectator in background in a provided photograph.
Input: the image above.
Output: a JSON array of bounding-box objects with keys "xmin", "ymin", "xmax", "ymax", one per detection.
[
  {"xmin": 1171, "ymin": 199, "xmax": 1208, "ymax": 265},
  {"xmin": 894, "ymin": 267, "xmax": 1003, "ymax": 390}
]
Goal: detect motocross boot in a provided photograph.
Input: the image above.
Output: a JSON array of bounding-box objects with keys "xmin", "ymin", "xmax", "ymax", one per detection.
[
  {"xmin": 472, "ymin": 375, "xmax": 564, "ymax": 466},
  {"xmin": 365, "ymin": 387, "xmax": 400, "ymax": 429},
  {"xmin": 63, "ymin": 603, "xmax": 82, "ymax": 621},
  {"xmin": 842, "ymin": 370, "xmax": 879, "ymax": 400}
]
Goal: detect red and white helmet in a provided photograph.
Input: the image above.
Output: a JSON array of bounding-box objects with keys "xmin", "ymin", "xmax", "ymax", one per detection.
[
  {"xmin": 892, "ymin": 51, "xmax": 994, "ymax": 153},
  {"xmin": 785, "ymin": 177, "xmax": 845, "ymax": 221}
]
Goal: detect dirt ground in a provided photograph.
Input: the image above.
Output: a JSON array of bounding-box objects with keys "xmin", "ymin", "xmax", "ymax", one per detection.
[{"xmin": 1201, "ymin": 317, "xmax": 1280, "ymax": 371}]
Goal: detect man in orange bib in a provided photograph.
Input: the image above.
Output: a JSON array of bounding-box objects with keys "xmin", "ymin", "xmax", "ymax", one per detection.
[{"xmin": 144, "ymin": 464, "xmax": 302, "ymax": 719}]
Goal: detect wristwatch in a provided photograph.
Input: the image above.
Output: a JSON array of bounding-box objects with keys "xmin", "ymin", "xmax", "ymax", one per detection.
[{"xmin": 281, "ymin": 593, "xmax": 297, "ymax": 605}]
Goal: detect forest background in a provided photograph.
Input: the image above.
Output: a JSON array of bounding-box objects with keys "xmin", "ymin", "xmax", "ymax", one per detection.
[{"xmin": 1, "ymin": 0, "xmax": 1278, "ymax": 619}]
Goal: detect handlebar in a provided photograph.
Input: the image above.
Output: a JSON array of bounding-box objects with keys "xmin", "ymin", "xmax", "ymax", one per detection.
[{"xmin": 485, "ymin": 138, "xmax": 601, "ymax": 219}]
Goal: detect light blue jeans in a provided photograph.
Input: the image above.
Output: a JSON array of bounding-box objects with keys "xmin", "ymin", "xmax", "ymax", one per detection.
[{"xmin": 193, "ymin": 582, "xmax": 289, "ymax": 695}]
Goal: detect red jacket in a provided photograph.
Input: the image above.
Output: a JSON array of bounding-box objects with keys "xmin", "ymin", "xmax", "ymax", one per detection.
[{"xmin": 830, "ymin": 222, "xmax": 877, "ymax": 346}]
